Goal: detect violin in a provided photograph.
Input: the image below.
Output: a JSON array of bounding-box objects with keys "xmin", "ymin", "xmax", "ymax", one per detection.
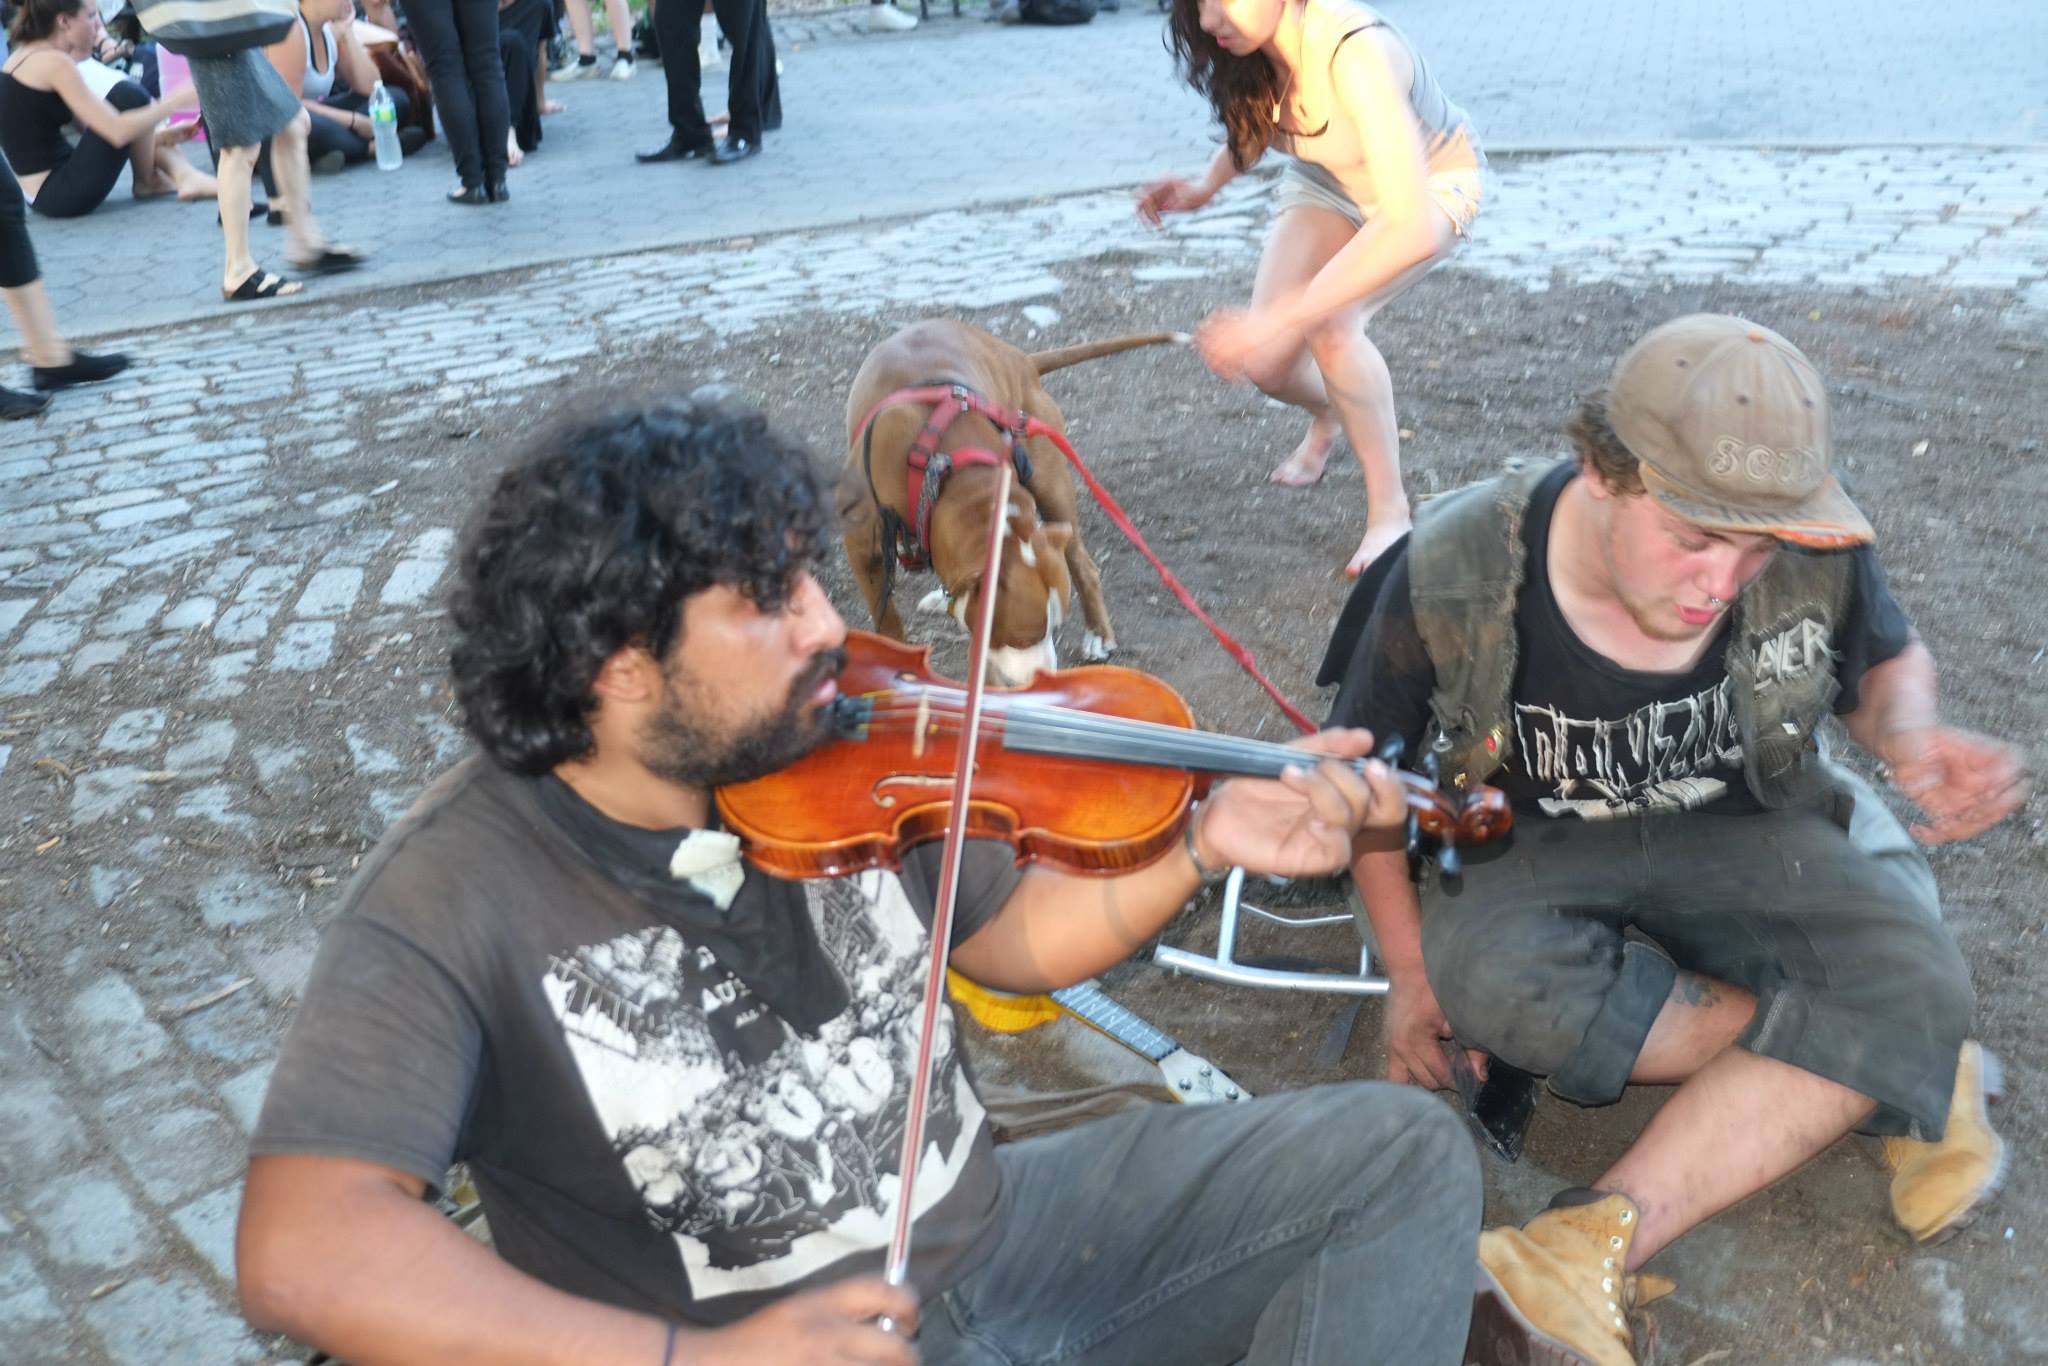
[{"xmin": 717, "ymin": 631, "xmax": 1512, "ymax": 880}]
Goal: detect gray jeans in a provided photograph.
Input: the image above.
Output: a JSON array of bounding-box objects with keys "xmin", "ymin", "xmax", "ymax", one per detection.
[
  {"xmin": 1420, "ymin": 767, "xmax": 1969, "ymax": 1139},
  {"xmin": 918, "ymin": 1081, "xmax": 1481, "ymax": 1366}
]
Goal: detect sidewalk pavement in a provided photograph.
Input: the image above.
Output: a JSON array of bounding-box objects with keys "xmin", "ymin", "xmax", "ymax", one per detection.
[{"xmin": 10, "ymin": 0, "xmax": 2046, "ymax": 338}]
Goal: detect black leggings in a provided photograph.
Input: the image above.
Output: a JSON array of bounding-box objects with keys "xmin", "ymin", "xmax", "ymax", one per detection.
[
  {"xmin": 0, "ymin": 155, "xmax": 41, "ymax": 288},
  {"xmin": 29, "ymin": 78, "xmax": 149, "ymax": 219},
  {"xmin": 406, "ymin": 0, "xmax": 510, "ymax": 187},
  {"xmin": 307, "ymin": 85, "xmax": 414, "ymax": 165}
]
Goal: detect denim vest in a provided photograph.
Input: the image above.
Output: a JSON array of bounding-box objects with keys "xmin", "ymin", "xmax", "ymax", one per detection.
[{"xmin": 1408, "ymin": 461, "xmax": 1853, "ymax": 809}]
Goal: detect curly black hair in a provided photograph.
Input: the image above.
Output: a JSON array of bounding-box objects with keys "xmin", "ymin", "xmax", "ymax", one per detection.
[
  {"xmin": 448, "ymin": 397, "xmax": 829, "ymax": 774},
  {"xmin": 1167, "ymin": 0, "xmax": 1286, "ymax": 172}
]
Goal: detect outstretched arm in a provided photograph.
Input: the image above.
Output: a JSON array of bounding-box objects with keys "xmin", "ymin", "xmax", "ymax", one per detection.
[{"xmin": 1842, "ymin": 639, "xmax": 2029, "ymax": 843}]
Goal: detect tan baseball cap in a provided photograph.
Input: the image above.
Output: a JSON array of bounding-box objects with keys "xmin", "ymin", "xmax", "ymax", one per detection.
[{"xmin": 1606, "ymin": 314, "xmax": 1874, "ymax": 548}]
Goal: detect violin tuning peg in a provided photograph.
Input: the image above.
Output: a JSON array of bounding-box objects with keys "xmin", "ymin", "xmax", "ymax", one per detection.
[
  {"xmin": 1404, "ymin": 811, "xmax": 1420, "ymax": 860},
  {"xmin": 1378, "ymin": 735, "xmax": 1406, "ymax": 769}
]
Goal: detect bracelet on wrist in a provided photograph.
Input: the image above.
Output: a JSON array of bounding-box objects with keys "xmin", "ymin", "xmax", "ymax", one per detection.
[{"xmin": 1182, "ymin": 802, "xmax": 1229, "ymax": 886}]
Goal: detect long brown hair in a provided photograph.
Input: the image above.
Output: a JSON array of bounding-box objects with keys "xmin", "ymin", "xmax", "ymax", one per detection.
[
  {"xmin": 1166, "ymin": 0, "xmax": 1284, "ymax": 172},
  {"xmin": 8, "ymin": 0, "xmax": 88, "ymax": 46}
]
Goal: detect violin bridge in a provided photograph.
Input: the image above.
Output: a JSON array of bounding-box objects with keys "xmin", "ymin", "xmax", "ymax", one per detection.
[{"xmin": 912, "ymin": 690, "xmax": 932, "ymax": 759}]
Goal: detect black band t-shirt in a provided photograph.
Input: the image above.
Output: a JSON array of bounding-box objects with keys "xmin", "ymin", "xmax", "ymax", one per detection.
[
  {"xmin": 252, "ymin": 757, "xmax": 1022, "ymax": 1325},
  {"xmin": 1327, "ymin": 462, "xmax": 1913, "ymax": 820}
]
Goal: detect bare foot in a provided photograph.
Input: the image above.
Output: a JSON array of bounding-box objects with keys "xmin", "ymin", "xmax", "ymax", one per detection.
[
  {"xmin": 506, "ymin": 130, "xmax": 525, "ymax": 168},
  {"xmin": 1270, "ymin": 415, "xmax": 1341, "ymax": 487},
  {"xmin": 132, "ymin": 171, "xmax": 176, "ymax": 200},
  {"xmin": 176, "ymin": 173, "xmax": 219, "ymax": 202},
  {"xmin": 1344, "ymin": 519, "xmax": 1413, "ymax": 578},
  {"xmin": 541, "ymin": 97, "xmax": 566, "ymax": 115}
]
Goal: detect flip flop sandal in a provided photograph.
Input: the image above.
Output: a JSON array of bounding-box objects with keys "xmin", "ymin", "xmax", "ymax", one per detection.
[
  {"xmin": 289, "ymin": 246, "xmax": 365, "ymax": 276},
  {"xmin": 223, "ymin": 269, "xmax": 301, "ymax": 303}
]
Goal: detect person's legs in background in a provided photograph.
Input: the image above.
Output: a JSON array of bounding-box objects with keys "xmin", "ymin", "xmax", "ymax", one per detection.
[
  {"xmin": 708, "ymin": 0, "xmax": 768, "ymax": 160},
  {"xmin": 451, "ymin": 0, "xmax": 512, "ymax": 195},
  {"xmin": 868, "ymin": 0, "xmax": 916, "ymax": 32},
  {"xmin": 407, "ymin": 0, "xmax": 489, "ymax": 196},
  {"xmin": 640, "ymin": 0, "xmax": 713, "ymax": 160},
  {"xmin": 0, "ymin": 156, "xmax": 128, "ymax": 415}
]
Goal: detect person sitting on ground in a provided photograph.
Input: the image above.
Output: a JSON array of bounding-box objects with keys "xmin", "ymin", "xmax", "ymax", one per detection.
[
  {"xmin": 0, "ymin": 0, "xmax": 214, "ymax": 217},
  {"xmin": 264, "ymin": 0, "xmax": 421, "ymax": 172},
  {"xmin": 0, "ymin": 153, "xmax": 126, "ymax": 418},
  {"xmin": 232, "ymin": 395, "xmax": 1516, "ymax": 1366},
  {"xmin": 1323, "ymin": 314, "xmax": 2030, "ymax": 1366},
  {"xmin": 497, "ymin": 0, "xmax": 547, "ymax": 163}
]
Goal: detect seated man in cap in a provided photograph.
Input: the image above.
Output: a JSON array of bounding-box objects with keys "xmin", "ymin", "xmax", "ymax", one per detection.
[{"xmin": 1321, "ymin": 314, "xmax": 2029, "ymax": 1366}]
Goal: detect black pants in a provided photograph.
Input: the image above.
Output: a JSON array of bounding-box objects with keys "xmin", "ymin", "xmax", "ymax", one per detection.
[
  {"xmin": 406, "ymin": 0, "xmax": 511, "ymax": 186},
  {"xmin": 499, "ymin": 0, "xmax": 549, "ymax": 152},
  {"xmin": 29, "ymin": 78, "xmax": 149, "ymax": 219},
  {"xmin": 305, "ymin": 85, "xmax": 415, "ymax": 165},
  {"xmin": 654, "ymin": 0, "xmax": 780, "ymax": 145},
  {"xmin": 0, "ymin": 156, "xmax": 41, "ymax": 288}
]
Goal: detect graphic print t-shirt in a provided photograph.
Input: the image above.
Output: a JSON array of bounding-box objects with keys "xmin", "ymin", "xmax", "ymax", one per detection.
[
  {"xmin": 1327, "ymin": 462, "xmax": 1912, "ymax": 819},
  {"xmin": 252, "ymin": 758, "xmax": 1020, "ymax": 1324}
]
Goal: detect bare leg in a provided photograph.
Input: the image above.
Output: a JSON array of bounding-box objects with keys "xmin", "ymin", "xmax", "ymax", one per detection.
[
  {"xmin": 603, "ymin": 0, "xmax": 636, "ymax": 53},
  {"xmin": 216, "ymin": 144, "xmax": 259, "ymax": 290},
  {"xmin": 129, "ymin": 125, "xmax": 171, "ymax": 196},
  {"xmin": 507, "ymin": 129, "xmax": 525, "ymax": 168},
  {"xmin": 2, "ymin": 277, "xmax": 74, "ymax": 368},
  {"xmin": 1242, "ymin": 206, "xmax": 1352, "ymax": 487},
  {"xmin": 1591, "ymin": 971, "xmax": 1875, "ymax": 1268},
  {"xmin": 562, "ymin": 0, "xmax": 597, "ymax": 56},
  {"xmin": 270, "ymin": 113, "xmax": 328, "ymax": 261},
  {"xmin": 155, "ymin": 142, "xmax": 218, "ymax": 200}
]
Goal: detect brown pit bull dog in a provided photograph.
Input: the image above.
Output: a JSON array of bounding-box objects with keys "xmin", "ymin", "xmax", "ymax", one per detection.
[{"xmin": 839, "ymin": 318, "xmax": 1184, "ymax": 685}]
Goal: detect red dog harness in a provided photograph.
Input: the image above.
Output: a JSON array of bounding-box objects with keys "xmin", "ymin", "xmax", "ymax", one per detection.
[{"xmin": 854, "ymin": 382, "xmax": 1037, "ymax": 573}]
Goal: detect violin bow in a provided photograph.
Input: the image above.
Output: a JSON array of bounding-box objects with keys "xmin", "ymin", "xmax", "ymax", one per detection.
[{"xmin": 881, "ymin": 463, "xmax": 1014, "ymax": 1322}]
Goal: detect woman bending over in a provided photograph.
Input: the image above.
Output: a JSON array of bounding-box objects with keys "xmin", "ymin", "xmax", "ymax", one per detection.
[{"xmin": 1143, "ymin": 0, "xmax": 1482, "ymax": 574}]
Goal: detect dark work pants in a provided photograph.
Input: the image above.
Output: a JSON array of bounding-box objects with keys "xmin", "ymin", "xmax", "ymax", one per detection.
[
  {"xmin": 918, "ymin": 1083, "xmax": 1482, "ymax": 1366},
  {"xmin": 654, "ymin": 0, "xmax": 779, "ymax": 145},
  {"xmin": 28, "ymin": 78, "xmax": 149, "ymax": 219},
  {"xmin": 405, "ymin": 0, "xmax": 511, "ymax": 186},
  {"xmin": 0, "ymin": 156, "xmax": 41, "ymax": 288}
]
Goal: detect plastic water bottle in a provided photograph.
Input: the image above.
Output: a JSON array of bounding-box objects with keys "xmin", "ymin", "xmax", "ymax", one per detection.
[{"xmin": 369, "ymin": 82, "xmax": 401, "ymax": 171}]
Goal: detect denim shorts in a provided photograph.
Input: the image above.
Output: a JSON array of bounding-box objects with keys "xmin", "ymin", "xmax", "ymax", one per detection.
[{"xmin": 1416, "ymin": 764, "xmax": 1968, "ymax": 1139}]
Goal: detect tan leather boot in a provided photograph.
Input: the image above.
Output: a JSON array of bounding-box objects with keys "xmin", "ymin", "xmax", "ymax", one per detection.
[
  {"xmin": 1883, "ymin": 1040, "xmax": 2007, "ymax": 1243},
  {"xmin": 1469, "ymin": 1192, "xmax": 1645, "ymax": 1366}
]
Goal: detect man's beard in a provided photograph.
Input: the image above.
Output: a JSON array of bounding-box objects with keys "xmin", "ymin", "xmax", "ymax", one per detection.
[{"xmin": 642, "ymin": 646, "xmax": 848, "ymax": 791}]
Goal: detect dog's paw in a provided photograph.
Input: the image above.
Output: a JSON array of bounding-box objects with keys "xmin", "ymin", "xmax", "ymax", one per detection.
[
  {"xmin": 916, "ymin": 588, "xmax": 952, "ymax": 616},
  {"xmin": 1081, "ymin": 632, "xmax": 1115, "ymax": 662}
]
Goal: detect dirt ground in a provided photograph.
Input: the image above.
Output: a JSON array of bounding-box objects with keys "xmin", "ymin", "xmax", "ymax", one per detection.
[{"xmin": 7, "ymin": 249, "xmax": 2043, "ymax": 1363}]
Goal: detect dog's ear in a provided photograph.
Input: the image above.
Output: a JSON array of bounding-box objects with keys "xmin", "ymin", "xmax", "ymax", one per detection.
[{"xmin": 1038, "ymin": 521, "xmax": 1075, "ymax": 554}]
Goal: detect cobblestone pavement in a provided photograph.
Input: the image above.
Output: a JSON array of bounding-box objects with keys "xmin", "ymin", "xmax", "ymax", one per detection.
[
  {"xmin": 12, "ymin": 0, "xmax": 2047, "ymax": 336},
  {"xmin": 3, "ymin": 136, "xmax": 2046, "ymax": 1361}
]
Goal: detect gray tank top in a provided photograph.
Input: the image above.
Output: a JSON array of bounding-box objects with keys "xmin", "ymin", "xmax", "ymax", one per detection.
[{"xmin": 1281, "ymin": 2, "xmax": 1474, "ymax": 167}]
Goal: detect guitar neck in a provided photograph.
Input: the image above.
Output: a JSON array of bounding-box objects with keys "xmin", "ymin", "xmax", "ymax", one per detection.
[{"xmin": 1047, "ymin": 981, "xmax": 1177, "ymax": 1061}]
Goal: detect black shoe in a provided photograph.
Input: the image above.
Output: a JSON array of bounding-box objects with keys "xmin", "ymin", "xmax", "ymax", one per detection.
[
  {"xmin": 487, "ymin": 180, "xmax": 510, "ymax": 203},
  {"xmin": 635, "ymin": 137, "xmax": 715, "ymax": 163},
  {"xmin": 32, "ymin": 350, "xmax": 129, "ymax": 393},
  {"xmin": 709, "ymin": 135, "xmax": 759, "ymax": 165},
  {"xmin": 449, "ymin": 184, "xmax": 490, "ymax": 205},
  {"xmin": 0, "ymin": 384, "xmax": 50, "ymax": 419}
]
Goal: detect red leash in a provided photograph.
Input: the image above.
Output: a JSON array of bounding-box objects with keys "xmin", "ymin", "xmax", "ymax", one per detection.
[
  {"xmin": 855, "ymin": 382, "xmax": 1319, "ymax": 736},
  {"xmin": 1024, "ymin": 418, "xmax": 1319, "ymax": 737}
]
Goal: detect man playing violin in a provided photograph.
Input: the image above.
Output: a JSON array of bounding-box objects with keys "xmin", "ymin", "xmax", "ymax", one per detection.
[
  {"xmin": 1323, "ymin": 314, "xmax": 2030, "ymax": 1366},
  {"xmin": 236, "ymin": 397, "xmax": 1504, "ymax": 1366}
]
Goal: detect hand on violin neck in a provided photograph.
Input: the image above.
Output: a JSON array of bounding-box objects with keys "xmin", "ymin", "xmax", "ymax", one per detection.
[{"xmin": 1198, "ymin": 727, "xmax": 1404, "ymax": 879}]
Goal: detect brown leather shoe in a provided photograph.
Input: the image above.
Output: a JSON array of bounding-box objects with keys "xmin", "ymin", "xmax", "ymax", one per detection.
[
  {"xmin": 1469, "ymin": 1192, "xmax": 1648, "ymax": 1366},
  {"xmin": 1884, "ymin": 1040, "xmax": 2007, "ymax": 1243}
]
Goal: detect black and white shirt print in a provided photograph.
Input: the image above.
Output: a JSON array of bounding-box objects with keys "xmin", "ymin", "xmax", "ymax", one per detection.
[
  {"xmin": 1514, "ymin": 676, "xmax": 1743, "ymax": 819},
  {"xmin": 540, "ymin": 869, "xmax": 983, "ymax": 1301}
]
